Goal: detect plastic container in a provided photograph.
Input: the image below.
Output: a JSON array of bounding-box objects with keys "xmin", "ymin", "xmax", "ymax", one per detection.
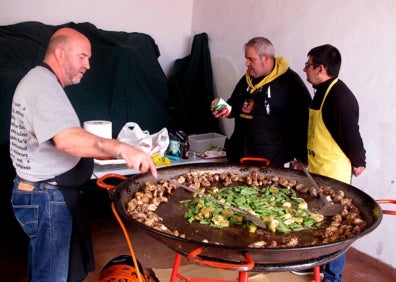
[{"xmin": 189, "ymin": 133, "xmax": 226, "ymax": 153}]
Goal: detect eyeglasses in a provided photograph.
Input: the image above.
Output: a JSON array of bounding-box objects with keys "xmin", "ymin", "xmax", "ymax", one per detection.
[{"xmin": 304, "ymin": 62, "xmax": 318, "ymax": 68}]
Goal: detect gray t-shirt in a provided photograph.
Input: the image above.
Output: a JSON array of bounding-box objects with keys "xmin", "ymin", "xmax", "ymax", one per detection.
[{"xmin": 10, "ymin": 66, "xmax": 80, "ymax": 182}]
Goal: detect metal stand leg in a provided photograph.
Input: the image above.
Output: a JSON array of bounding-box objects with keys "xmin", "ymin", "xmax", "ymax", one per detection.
[
  {"xmin": 170, "ymin": 253, "xmax": 182, "ymax": 282},
  {"xmin": 312, "ymin": 266, "xmax": 321, "ymax": 282},
  {"xmin": 169, "ymin": 253, "xmax": 250, "ymax": 282},
  {"xmin": 238, "ymin": 271, "xmax": 248, "ymax": 282}
]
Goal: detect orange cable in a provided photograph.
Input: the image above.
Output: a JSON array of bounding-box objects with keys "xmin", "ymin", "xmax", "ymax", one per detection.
[{"xmin": 111, "ymin": 202, "xmax": 145, "ymax": 282}]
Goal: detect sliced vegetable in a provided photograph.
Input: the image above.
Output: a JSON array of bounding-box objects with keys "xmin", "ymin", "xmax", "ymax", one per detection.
[{"xmin": 181, "ymin": 184, "xmax": 323, "ymax": 233}]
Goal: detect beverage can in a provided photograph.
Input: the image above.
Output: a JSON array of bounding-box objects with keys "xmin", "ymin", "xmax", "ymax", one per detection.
[
  {"xmin": 181, "ymin": 140, "xmax": 190, "ymax": 159},
  {"xmin": 211, "ymin": 97, "xmax": 232, "ymax": 113}
]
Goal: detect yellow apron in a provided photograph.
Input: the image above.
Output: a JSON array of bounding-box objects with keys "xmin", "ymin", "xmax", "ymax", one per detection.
[{"xmin": 307, "ymin": 78, "xmax": 351, "ymax": 184}]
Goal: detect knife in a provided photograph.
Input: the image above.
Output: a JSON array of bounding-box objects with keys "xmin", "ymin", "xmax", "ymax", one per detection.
[{"xmin": 171, "ymin": 180, "xmax": 267, "ymax": 229}]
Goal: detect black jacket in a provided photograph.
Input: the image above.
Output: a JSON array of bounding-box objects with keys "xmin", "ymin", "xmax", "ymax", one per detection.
[{"xmin": 226, "ymin": 68, "xmax": 312, "ymax": 167}]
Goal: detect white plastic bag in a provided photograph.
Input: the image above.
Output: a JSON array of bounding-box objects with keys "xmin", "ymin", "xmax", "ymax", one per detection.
[{"xmin": 117, "ymin": 122, "xmax": 169, "ymax": 156}]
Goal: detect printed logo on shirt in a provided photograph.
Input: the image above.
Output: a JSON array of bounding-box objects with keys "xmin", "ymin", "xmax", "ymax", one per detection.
[
  {"xmin": 242, "ymin": 99, "xmax": 254, "ymax": 113},
  {"xmin": 240, "ymin": 113, "xmax": 253, "ymax": 119}
]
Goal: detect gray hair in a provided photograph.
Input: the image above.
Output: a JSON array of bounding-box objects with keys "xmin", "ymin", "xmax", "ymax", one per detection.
[{"xmin": 245, "ymin": 37, "xmax": 275, "ymax": 58}]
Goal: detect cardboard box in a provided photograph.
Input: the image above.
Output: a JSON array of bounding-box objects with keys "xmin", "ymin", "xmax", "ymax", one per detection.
[{"xmin": 189, "ymin": 133, "xmax": 226, "ymax": 153}]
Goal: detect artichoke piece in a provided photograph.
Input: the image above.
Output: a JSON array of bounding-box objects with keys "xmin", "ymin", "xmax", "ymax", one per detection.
[
  {"xmin": 201, "ymin": 206, "xmax": 216, "ymax": 218},
  {"xmin": 310, "ymin": 213, "xmax": 325, "ymax": 222},
  {"xmin": 269, "ymin": 219, "xmax": 279, "ymax": 232},
  {"xmin": 212, "ymin": 215, "xmax": 229, "ymax": 228},
  {"xmin": 248, "ymin": 223, "xmax": 257, "ymax": 233},
  {"xmin": 221, "ymin": 209, "xmax": 234, "ymax": 217}
]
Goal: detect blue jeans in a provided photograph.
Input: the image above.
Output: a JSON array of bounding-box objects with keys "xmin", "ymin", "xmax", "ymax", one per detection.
[
  {"xmin": 323, "ymin": 253, "xmax": 346, "ymax": 282},
  {"xmin": 11, "ymin": 180, "xmax": 73, "ymax": 282}
]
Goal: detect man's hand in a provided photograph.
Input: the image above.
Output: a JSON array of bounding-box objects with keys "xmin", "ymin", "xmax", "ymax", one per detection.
[
  {"xmin": 352, "ymin": 166, "xmax": 365, "ymax": 177},
  {"xmin": 118, "ymin": 143, "xmax": 158, "ymax": 178},
  {"xmin": 212, "ymin": 106, "xmax": 230, "ymax": 118}
]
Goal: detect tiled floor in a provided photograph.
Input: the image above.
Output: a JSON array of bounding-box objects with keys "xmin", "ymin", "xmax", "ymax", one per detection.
[{"xmin": 1, "ymin": 187, "xmax": 394, "ymax": 282}]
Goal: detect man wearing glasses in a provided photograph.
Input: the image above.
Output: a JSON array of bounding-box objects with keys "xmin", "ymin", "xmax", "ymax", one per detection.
[{"xmin": 293, "ymin": 44, "xmax": 366, "ymax": 282}]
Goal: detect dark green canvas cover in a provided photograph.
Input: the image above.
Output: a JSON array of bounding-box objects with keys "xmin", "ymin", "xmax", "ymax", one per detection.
[{"xmin": 168, "ymin": 32, "xmax": 221, "ymax": 135}]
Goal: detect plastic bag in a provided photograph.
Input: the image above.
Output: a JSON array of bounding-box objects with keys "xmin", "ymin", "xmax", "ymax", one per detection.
[{"xmin": 117, "ymin": 122, "xmax": 169, "ymax": 156}]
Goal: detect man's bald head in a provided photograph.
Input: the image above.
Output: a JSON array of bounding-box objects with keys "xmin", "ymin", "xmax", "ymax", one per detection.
[{"xmin": 43, "ymin": 27, "xmax": 91, "ymax": 86}]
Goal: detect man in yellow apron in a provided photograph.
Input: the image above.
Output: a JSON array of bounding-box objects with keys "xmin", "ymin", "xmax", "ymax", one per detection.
[{"xmin": 296, "ymin": 44, "xmax": 366, "ymax": 282}]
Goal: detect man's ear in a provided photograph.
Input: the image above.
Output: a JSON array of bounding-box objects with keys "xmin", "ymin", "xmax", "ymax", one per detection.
[
  {"xmin": 54, "ymin": 47, "xmax": 64, "ymax": 60},
  {"xmin": 317, "ymin": 64, "xmax": 327, "ymax": 75}
]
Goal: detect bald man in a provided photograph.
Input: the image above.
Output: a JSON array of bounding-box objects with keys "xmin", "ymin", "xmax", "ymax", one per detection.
[{"xmin": 9, "ymin": 27, "xmax": 157, "ymax": 281}]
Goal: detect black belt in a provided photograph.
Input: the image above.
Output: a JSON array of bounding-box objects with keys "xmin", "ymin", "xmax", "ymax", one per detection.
[{"xmin": 15, "ymin": 176, "xmax": 58, "ymax": 189}]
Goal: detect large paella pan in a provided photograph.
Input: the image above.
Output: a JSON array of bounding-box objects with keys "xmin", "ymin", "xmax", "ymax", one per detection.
[{"xmin": 97, "ymin": 163, "xmax": 382, "ymax": 271}]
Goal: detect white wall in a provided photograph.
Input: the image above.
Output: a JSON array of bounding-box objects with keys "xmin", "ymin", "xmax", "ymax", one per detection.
[
  {"xmin": 0, "ymin": 0, "xmax": 194, "ymax": 76},
  {"xmin": 1, "ymin": 0, "xmax": 395, "ymax": 269},
  {"xmin": 192, "ymin": 0, "xmax": 396, "ymax": 268}
]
